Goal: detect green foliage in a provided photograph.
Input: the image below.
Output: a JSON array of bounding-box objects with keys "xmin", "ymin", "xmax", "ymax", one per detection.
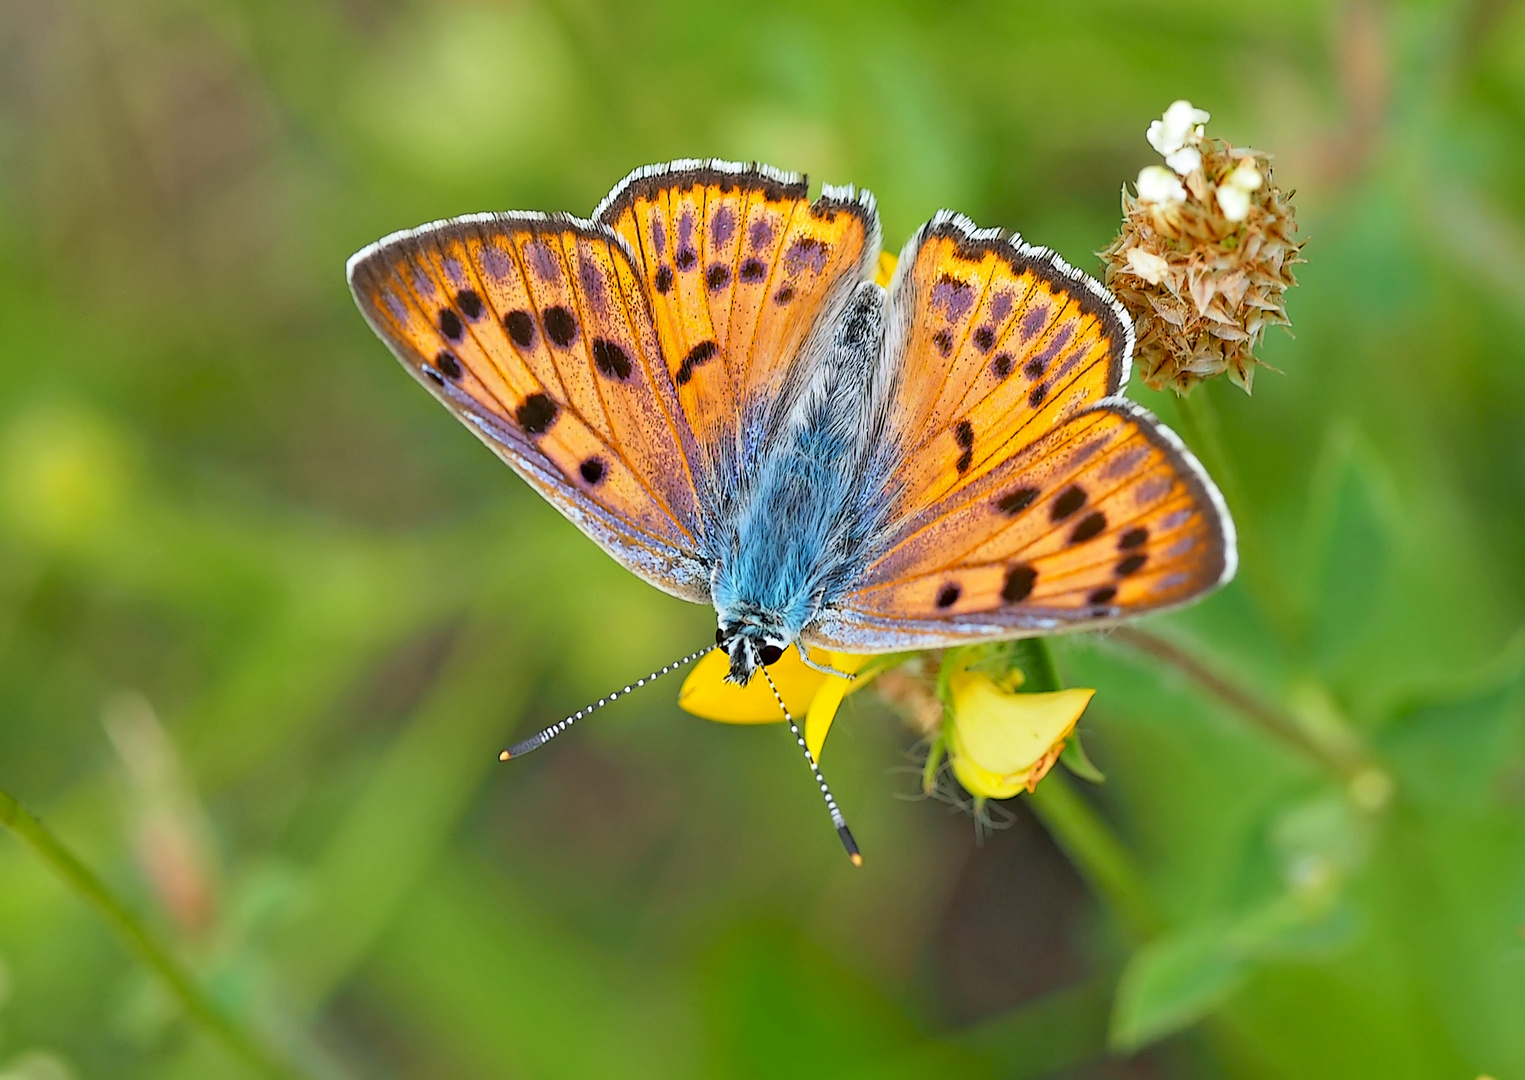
[{"xmin": 2, "ymin": 0, "xmax": 1523, "ymax": 1077}]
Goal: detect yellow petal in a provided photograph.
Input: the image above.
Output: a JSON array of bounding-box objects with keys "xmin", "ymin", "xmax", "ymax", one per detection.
[
  {"xmin": 874, "ymin": 251, "xmax": 898, "ymax": 287},
  {"xmin": 946, "ymin": 671, "xmax": 1094, "ymax": 799},
  {"xmin": 677, "ymin": 645, "xmax": 825, "ymax": 723},
  {"xmin": 950, "ymin": 746, "xmax": 1029, "ymax": 801},
  {"xmin": 803, "ymin": 652, "xmax": 873, "ymax": 761}
]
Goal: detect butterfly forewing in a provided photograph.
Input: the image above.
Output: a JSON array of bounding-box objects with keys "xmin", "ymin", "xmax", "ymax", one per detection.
[
  {"xmin": 596, "ymin": 161, "xmax": 878, "ymax": 484},
  {"xmin": 348, "ymin": 213, "xmax": 713, "ymax": 600},
  {"xmin": 876, "ymin": 213, "xmax": 1129, "ymax": 523}
]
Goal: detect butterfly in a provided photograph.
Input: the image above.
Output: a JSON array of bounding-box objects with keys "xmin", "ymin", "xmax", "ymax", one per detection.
[{"xmin": 348, "ymin": 159, "xmax": 1235, "ymax": 860}]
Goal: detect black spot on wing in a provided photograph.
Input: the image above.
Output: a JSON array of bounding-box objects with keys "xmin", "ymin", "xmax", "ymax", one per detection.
[
  {"xmin": 543, "ymin": 306, "xmax": 578, "ymax": 348},
  {"xmin": 591, "ymin": 339, "xmax": 633, "ymax": 381},
  {"xmin": 1002, "ymin": 564, "xmax": 1037, "ymax": 603},
  {"xmin": 936, "ymin": 582, "xmax": 961, "ymax": 609},
  {"xmin": 435, "ymin": 351, "xmax": 462, "ymax": 380},
  {"xmin": 505, "ymin": 309, "xmax": 535, "ymax": 348},
  {"xmin": 954, "ymin": 419, "xmax": 974, "ymax": 474},
  {"xmin": 674, "ymin": 340, "xmax": 719, "ymax": 386},
  {"xmin": 1119, "ymin": 526, "xmax": 1148, "ymax": 549},
  {"xmin": 516, "ymin": 393, "xmax": 558, "ymax": 435},
  {"xmin": 991, "ymin": 353, "xmax": 1013, "ymax": 380},
  {"xmin": 706, "ymin": 263, "xmax": 731, "ymax": 291},
  {"xmin": 653, "ymin": 265, "xmax": 674, "ymax": 294},
  {"xmin": 740, "ymin": 258, "xmax": 767, "ymax": 283},
  {"xmin": 455, "ymin": 289, "xmax": 484, "ymax": 320},
  {"xmin": 997, "ymin": 487, "xmax": 1040, "ymax": 515},
  {"xmin": 1052, "ymin": 485, "xmax": 1086, "ymax": 522},
  {"xmin": 579, "ymin": 457, "xmax": 606, "ymax": 485},
  {"xmin": 1116, "ymin": 552, "xmax": 1147, "ymax": 576},
  {"xmin": 439, "ymin": 307, "xmax": 463, "ymax": 342},
  {"xmin": 1070, "ymin": 511, "xmax": 1107, "ymax": 544}
]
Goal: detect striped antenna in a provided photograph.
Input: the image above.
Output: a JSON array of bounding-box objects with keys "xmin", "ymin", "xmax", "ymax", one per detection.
[
  {"xmin": 759, "ymin": 661, "xmax": 863, "ymax": 867},
  {"xmin": 498, "ymin": 645, "xmax": 713, "ymax": 761}
]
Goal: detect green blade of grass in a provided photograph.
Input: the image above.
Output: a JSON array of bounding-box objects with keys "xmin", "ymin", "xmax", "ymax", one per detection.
[{"xmin": 0, "ymin": 784, "xmax": 298, "ymax": 1080}]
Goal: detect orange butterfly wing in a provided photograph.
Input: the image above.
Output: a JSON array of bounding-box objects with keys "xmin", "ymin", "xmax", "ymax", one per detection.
[
  {"xmin": 807, "ymin": 214, "xmax": 1234, "ymax": 651},
  {"xmin": 347, "ymin": 212, "xmax": 713, "ymax": 600},
  {"xmin": 875, "ymin": 212, "xmax": 1128, "ymax": 517},
  {"xmin": 595, "ymin": 161, "xmax": 878, "ymax": 493}
]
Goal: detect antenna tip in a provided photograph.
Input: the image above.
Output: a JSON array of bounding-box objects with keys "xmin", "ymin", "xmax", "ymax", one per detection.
[
  {"xmin": 498, "ymin": 750, "xmax": 511, "ymax": 761},
  {"xmin": 836, "ymin": 824, "xmax": 863, "ymax": 866}
]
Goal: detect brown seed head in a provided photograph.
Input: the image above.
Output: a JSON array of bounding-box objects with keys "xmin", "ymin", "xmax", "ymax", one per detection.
[{"xmin": 1101, "ymin": 132, "xmax": 1304, "ymax": 395}]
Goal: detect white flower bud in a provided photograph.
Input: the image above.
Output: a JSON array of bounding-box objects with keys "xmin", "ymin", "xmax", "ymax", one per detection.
[
  {"xmin": 1165, "ymin": 145, "xmax": 1202, "ymax": 176},
  {"xmin": 1147, "ymin": 100, "xmax": 1211, "ymax": 157},
  {"xmin": 1216, "ymin": 182, "xmax": 1252, "ymax": 222},
  {"xmin": 1136, "ymin": 165, "xmax": 1186, "ymax": 205},
  {"xmin": 1146, "ymin": 119, "xmax": 1170, "ymax": 156},
  {"xmin": 1226, "ymin": 161, "xmax": 1263, "ymax": 191}
]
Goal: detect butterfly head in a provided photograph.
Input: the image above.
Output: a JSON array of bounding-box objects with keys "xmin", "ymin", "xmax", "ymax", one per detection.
[{"xmin": 715, "ymin": 622, "xmax": 788, "ymax": 685}]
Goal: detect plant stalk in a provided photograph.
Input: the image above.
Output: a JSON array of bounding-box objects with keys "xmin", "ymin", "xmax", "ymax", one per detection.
[
  {"xmin": 1021, "ymin": 639, "xmax": 1162, "ymax": 943},
  {"xmin": 0, "ymin": 785, "xmax": 295, "ymax": 1079},
  {"xmin": 1107, "ymin": 626, "xmax": 1369, "ymax": 780}
]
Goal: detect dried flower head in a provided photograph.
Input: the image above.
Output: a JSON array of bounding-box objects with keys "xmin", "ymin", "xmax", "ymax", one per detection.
[{"xmin": 1101, "ymin": 100, "xmax": 1303, "ymax": 394}]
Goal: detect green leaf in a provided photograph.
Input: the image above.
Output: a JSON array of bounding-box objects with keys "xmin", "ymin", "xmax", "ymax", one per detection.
[
  {"xmin": 1110, "ymin": 920, "xmax": 1248, "ymax": 1052},
  {"xmin": 1304, "ymin": 428, "xmax": 1397, "ymax": 665},
  {"xmin": 1060, "ymin": 730, "xmax": 1105, "ymax": 784},
  {"xmin": 1110, "ymin": 892, "xmax": 1347, "ymax": 1052},
  {"xmin": 1376, "ymin": 661, "xmax": 1524, "ymax": 809}
]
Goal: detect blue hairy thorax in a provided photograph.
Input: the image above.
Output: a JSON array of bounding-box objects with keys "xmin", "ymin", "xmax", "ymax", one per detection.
[{"xmin": 710, "ymin": 282, "xmax": 888, "ymax": 683}]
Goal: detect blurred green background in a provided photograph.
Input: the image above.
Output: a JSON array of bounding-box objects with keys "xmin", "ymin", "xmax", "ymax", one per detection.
[{"xmin": 2, "ymin": 0, "xmax": 1524, "ymax": 1077}]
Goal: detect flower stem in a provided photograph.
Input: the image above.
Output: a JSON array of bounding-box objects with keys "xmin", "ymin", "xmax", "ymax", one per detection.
[
  {"xmin": 0, "ymin": 785, "xmax": 295, "ymax": 1079},
  {"xmin": 1107, "ymin": 626, "xmax": 1369, "ymax": 780},
  {"xmin": 1021, "ymin": 639, "xmax": 1161, "ymax": 943},
  {"xmin": 1026, "ymin": 775, "xmax": 1160, "ymax": 943}
]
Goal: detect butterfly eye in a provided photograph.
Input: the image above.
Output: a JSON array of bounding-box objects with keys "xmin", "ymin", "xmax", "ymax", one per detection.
[{"xmin": 759, "ymin": 644, "xmax": 784, "ymax": 666}]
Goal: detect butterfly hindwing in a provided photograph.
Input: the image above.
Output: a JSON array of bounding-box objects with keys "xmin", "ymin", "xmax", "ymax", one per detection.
[
  {"xmin": 596, "ymin": 160, "xmax": 879, "ymax": 491},
  {"xmin": 811, "ymin": 402, "xmax": 1233, "ymax": 650},
  {"xmin": 347, "ymin": 212, "xmax": 713, "ymax": 600}
]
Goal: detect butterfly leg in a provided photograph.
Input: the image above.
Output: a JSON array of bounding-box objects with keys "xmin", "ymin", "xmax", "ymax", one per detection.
[
  {"xmin": 795, "ymin": 648, "xmax": 858, "ymax": 681},
  {"xmin": 758, "ymin": 662, "xmax": 863, "ymax": 866}
]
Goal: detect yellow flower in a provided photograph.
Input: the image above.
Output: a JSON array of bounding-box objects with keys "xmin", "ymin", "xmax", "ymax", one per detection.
[
  {"xmin": 678, "ymin": 646, "xmax": 874, "ymax": 760},
  {"xmin": 945, "ymin": 659, "xmax": 1094, "ymax": 800}
]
